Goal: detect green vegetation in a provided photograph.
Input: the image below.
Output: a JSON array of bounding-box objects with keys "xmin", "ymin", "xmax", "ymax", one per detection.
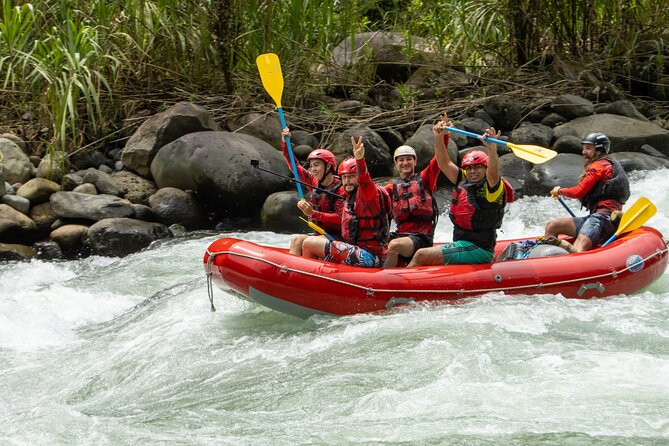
[{"xmin": 0, "ymin": 0, "xmax": 667, "ymax": 156}]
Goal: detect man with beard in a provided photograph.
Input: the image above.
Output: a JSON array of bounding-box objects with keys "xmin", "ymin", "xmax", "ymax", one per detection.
[
  {"xmin": 543, "ymin": 132, "xmax": 630, "ymax": 252},
  {"xmin": 302, "ymin": 136, "xmax": 391, "ymax": 268},
  {"xmin": 281, "ymin": 128, "xmax": 345, "ymax": 255},
  {"xmin": 408, "ymin": 116, "xmax": 513, "ymax": 267}
]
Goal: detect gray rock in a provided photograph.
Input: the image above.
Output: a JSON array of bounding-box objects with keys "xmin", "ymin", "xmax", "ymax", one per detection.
[
  {"xmin": 148, "ymin": 187, "xmax": 208, "ymax": 230},
  {"xmin": 50, "ymin": 191, "xmax": 135, "ymax": 221},
  {"xmin": 595, "ymin": 100, "xmax": 648, "ymax": 121},
  {"xmin": 332, "ymin": 100, "xmax": 364, "ymax": 115},
  {"xmin": 540, "ymin": 112, "xmax": 567, "ymax": 128},
  {"xmin": 36, "ymin": 152, "xmax": 71, "ymax": 182},
  {"xmin": 509, "ymin": 123, "xmax": 553, "ymax": 148},
  {"xmin": 131, "ymin": 203, "xmax": 155, "ymax": 222},
  {"xmin": 523, "ymin": 153, "xmax": 584, "ymax": 196},
  {"xmin": 405, "ymin": 124, "xmax": 458, "ymax": 171},
  {"xmin": 289, "ymin": 130, "xmax": 319, "ymax": 149},
  {"xmin": 111, "ymin": 170, "xmax": 158, "ymax": 205},
  {"xmin": 552, "ymin": 135, "xmax": 582, "ymax": 154},
  {"xmin": 609, "ymin": 152, "xmax": 669, "ymax": 171},
  {"xmin": 0, "ymin": 203, "xmax": 36, "ymax": 241},
  {"xmin": 329, "ymin": 126, "xmax": 393, "ymax": 177},
  {"xmin": 62, "ymin": 173, "xmax": 83, "ymax": 191},
  {"xmin": 50, "ymin": 224, "xmax": 89, "ymax": 255},
  {"xmin": 82, "ymin": 167, "xmax": 119, "ymax": 196},
  {"xmin": 260, "ymin": 190, "xmax": 303, "ymax": 233},
  {"xmin": 150, "ymin": 131, "xmax": 291, "ymax": 218},
  {"xmin": 551, "ymin": 94, "xmax": 595, "ymax": 119},
  {"xmin": 72, "ymin": 183, "xmax": 98, "ymax": 195},
  {"xmin": 0, "ymin": 138, "xmax": 32, "ymax": 184},
  {"xmin": 554, "ymin": 113, "xmax": 669, "ymax": 155},
  {"xmin": 1, "ymin": 194, "xmax": 30, "ymax": 215},
  {"xmin": 0, "ymin": 242, "xmax": 35, "ymax": 261},
  {"xmin": 85, "ymin": 217, "xmax": 171, "ymax": 257},
  {"xmin": 17, "ymin": 178, "xmax": 61, "ymax": 204},
  {"xmin": 121, "ymin": 101, "xmax": 218, "ymax": 177},
  {"xmin": 483, "ymin": 97, "xmax": 522, "ymax": 130},
  {"xmin": 226, "ymin": 112, "xmax": 283, "ymax": 150}
]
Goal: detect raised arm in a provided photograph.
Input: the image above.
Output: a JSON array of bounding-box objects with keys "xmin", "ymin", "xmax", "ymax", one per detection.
[
  {"xmin": 433, "ymin": 114, "xmax": 459, "ymax": 184},
  {"xmin": 480, "ymin": 127, "xmax": 501, "ymax": 188}
]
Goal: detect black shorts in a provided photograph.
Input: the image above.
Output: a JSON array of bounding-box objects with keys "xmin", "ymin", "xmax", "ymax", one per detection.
[{"xmin": 389, "ymin": 232, "xmax": 433, "ymax": 251}]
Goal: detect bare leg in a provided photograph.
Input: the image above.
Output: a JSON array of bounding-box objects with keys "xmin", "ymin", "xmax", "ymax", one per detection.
[
  {"xmin": 384, "ymin": 237, "xmax": 416, "ymax": 268},
  {"xmin": 301, "ymin": 236, "xmax": 327, "ymax": 259},
  {"xmin": 407, "ymin": 246, "xmax": 445, "ymax": 267},
  {"xmin": 290, "ymin": 234, "xmax": 308, "ymax": 255},
  {"xmin": 572, "ymin": 234, "xmax": 593, "ymax": 252},
  {"xmin": 544, "ymin": 217, "xmax": 577, "ymax": 238}
]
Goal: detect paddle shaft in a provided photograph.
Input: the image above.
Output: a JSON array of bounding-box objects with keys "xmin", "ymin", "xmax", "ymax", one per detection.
[
  {"xmin": 443, "ymin": 125, "xmax": 509, "ymax": 147},
  {"xmin": 251, "ymin": 161, "xmax": 345, "ymax": 199},
  {"xmin": 558, "ymin": 196, "xmax": 576, "ymax": 217},
  {"xmin": 277, "ymin": 109, "xmax": 304, "ymax": 199}
]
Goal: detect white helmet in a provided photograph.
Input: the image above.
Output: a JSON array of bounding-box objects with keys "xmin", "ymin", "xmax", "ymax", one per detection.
[{"xmin": 393, "ymin": 145, "xmax": 416, "ymax": 160}]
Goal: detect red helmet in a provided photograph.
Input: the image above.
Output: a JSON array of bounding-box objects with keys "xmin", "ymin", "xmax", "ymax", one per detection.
[
  {"xmin": 307, "ymin": 149, "xmax": 337, "ymax": 173},
  {"xmin": 338, "ymin": 157, "xmax": 357, "ymax": 175},
  {"xmin": 461, "ymin": 150, "xmax": 488, "ymax": 168}
]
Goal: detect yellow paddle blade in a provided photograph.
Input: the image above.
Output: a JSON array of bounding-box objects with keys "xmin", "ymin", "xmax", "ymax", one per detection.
[
  {"xmin": 256, "ymin": 53, "xmax": 284, "ymax": 108},
  {"xmin": 507, "ymin": 142, "xmax": 558, "ymax": 164},
  {"xmin": 616, "ymin": 196, "xmax": 656, "ymax": 236}
]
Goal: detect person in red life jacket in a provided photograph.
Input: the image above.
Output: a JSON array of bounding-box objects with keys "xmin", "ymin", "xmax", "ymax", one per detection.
[
  {"xmin": 281, "ymin": 128, "xmax": 346, "ymax": 255},
  {"xmin": 382, "ymin": 141, "xmax": 442, "ymax": 268},
  {"xmin": 408, "ymin": 116, "xmax": 513, "ymax": 267},
  {"xmin": 543, "ymin": 132, "xmax": 630, "ymax": 252},
  {"xmin": 301, "ymin": 136, "xmax": 392, "ymax": 268}
]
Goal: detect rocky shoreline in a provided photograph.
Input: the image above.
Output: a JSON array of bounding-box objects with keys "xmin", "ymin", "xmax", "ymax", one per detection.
[{"xmin": 2, "ymin": 34, "xmax": 669, "ymax": 261}]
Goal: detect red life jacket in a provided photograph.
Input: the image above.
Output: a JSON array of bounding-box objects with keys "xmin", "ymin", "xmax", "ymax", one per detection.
[
  {"xmin": 341, "ymin": 187, "xmax": 391, "ymax": 258},
  {"xmin": 449, "ymin": 177, "xmax": 513, "ymax": 251},
  {"xmin": 310, "ymin": 177, "xmax": 345, "ymax": 234},
  {"xmin": 580, "ymin": 158, "xmax": 630, "ymax": 212},
  {"xmin": 390, "ymin": 174, "xmax": 439, "ymax": 236}
]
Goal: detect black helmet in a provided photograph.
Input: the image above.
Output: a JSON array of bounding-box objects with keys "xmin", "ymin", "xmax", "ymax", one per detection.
[{"xmin": 581, "ymin": 132, "xmax": 610, "ymax": 154}]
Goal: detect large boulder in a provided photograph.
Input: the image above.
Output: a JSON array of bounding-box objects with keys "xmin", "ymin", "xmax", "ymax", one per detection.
[
  {"xmin": 609, "ymin": 152, "xmax": 669, "ymax": 171},
  {"xmin": 121, "ymin": 101, "xmax": 218, "ymax": 177},
  {"xmin": 150, "ymin": 131, "xmax": 291, "ymax": 218},
  {"xmin": 85, "ymin": 218, "xmax": 171, "ymax": 257},
  {"xmin": 554, "ymin": 114, "xmax": 669, "ymax": 155}
]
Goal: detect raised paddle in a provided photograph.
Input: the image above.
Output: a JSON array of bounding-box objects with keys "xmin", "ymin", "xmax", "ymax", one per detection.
[
  {"xmin": 299, "ymin": 217, "xmax": 335, "ymax": 241},
  {"xmin": 601, "ymin": 196, "xmax": 656, "ymax": 247},
  {"xmin": 251, "ymin": 160, "xmax": 345, "ymax": 199},
  {"xmin": 256, "ymin": 53, "xmax": 304, "ymax": 199},
  {"xmin": 443, "ymin": 125, "xmax": 557, "ymax": 164}
]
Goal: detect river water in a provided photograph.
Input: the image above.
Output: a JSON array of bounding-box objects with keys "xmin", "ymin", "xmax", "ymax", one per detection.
[{"xmin": 2, "ymin": 169, "xmax": 668, "ymax": 445}]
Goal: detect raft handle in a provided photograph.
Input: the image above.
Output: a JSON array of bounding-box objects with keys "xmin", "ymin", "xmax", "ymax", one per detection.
[
  {"xmin": 385, "ymin": 297, "xmax": 416, "ymax": 309},
  {"xmin": 577, "ymin": 282, "xmax": 605, "ymax": 297}
]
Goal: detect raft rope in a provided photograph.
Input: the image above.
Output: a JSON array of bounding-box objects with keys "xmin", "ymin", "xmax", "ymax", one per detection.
[
  {"xmin": 204, "ymin": 252, "xmax": 218, "ymax": 312},
  {"xmin": 205, "ymin": 246, "xmax": 668, "ymax": 297}
]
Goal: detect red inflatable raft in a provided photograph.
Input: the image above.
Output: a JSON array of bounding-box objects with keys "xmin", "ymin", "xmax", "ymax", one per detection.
[{"xmin": 204, "ymin": 227, "xmax": 668, "ymax": 318}]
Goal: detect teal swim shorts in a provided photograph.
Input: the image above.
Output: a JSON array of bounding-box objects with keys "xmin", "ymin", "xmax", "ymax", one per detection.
[{"xmin": 440, "ymin": 240, "xmax": 494, "ymax": 265}]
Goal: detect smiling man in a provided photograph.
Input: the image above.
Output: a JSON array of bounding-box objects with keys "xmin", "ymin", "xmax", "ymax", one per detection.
[
  {"xmin": 544, "ymin": 132, "xmax": 630, "ymax": 252},
  {"xmin": 408, "ymin": 116, "xmax": 513, "ymax": 267},
  {"xmin": 382, "ymin": 142, "xmax": 442, "ymax": 268}
]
